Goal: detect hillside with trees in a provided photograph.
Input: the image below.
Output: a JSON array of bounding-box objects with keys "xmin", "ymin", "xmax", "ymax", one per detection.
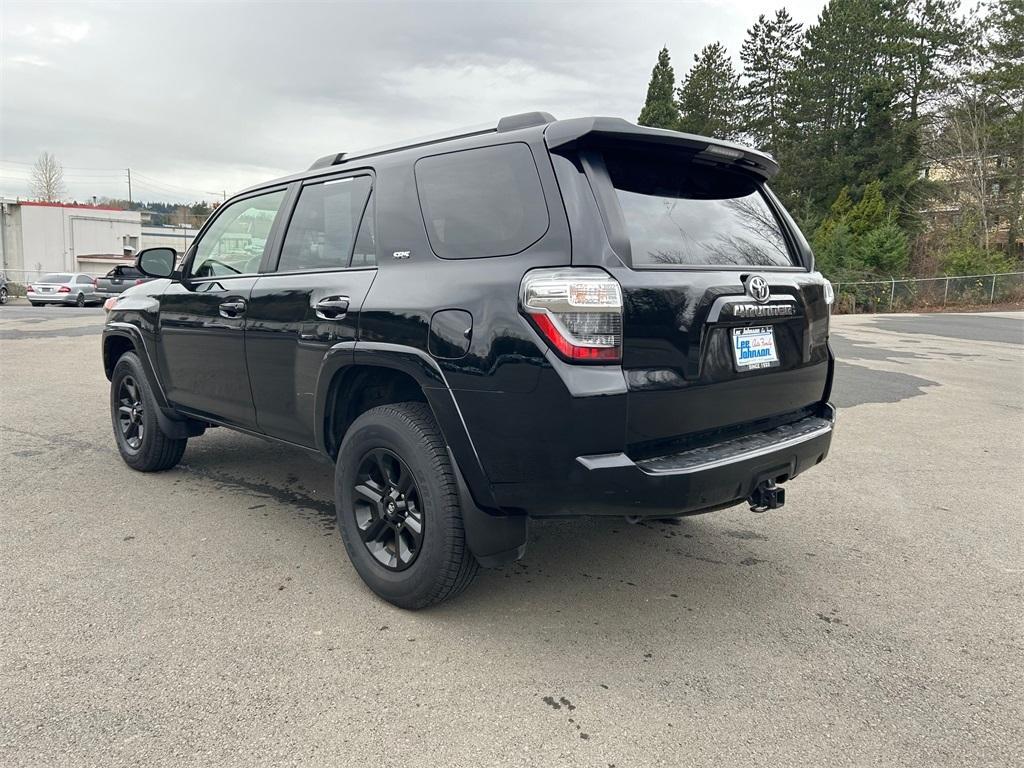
[{"xmin": 637, "ymin": 0, "xmax": 1023, "ymax": 282}]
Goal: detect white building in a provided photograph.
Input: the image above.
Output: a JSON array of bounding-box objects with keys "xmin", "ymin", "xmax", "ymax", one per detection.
[
  {"xmin": 0, "ymin": 199, "xmax": 199, "ymax": 279},
  {"xmin": 141, "ymin": 224, "xmax": 199, "ymax": 255},
  {"xmin": 1, "ymin": 200, "xmax": 141, "ymax": 277}
]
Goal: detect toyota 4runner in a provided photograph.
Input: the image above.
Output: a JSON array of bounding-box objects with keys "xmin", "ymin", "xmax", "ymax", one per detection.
[{"xmin": 102, "ymin": 113, "xmax": 836, "ymax": 608}]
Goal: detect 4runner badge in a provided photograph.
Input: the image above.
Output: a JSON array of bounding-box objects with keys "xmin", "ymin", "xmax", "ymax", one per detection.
[{"xmin": 745, "ymin": 275, "xmax": 771, "ymax": 303}]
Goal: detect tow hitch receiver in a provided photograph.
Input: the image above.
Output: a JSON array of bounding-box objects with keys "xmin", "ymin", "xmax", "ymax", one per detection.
[{"xmin": 749, "ymin": 480, "xmax": 785, "ymax": 513}]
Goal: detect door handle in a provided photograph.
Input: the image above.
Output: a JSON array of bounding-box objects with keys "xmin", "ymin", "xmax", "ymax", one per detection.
[
  {"xmin": 218, "ymin": 298, "xmax": 247, "ymax": 318},
  {"xmin": 315, "ymin": 296, "xmax": 350, "ymax": 320}
]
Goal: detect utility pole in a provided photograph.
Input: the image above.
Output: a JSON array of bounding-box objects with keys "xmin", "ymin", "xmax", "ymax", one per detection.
[{"xmin": 126, "ymin": 168, "xmax": 133, "ymax": 205}]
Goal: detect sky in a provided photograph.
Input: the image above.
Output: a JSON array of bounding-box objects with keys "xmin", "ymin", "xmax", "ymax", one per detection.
[{"xmin": 0, "ymin": 0, "xmax": 828, "ymax": 205}]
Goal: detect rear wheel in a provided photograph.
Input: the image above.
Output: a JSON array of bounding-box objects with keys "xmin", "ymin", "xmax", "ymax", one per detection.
[
  {"xmin": 110, "ymin": 352, "xmax": 187, "ymax": 471},
  {"xmin": 29, "ymin": 301, "xmax": 40, "ymax": 307},
  {"xmin": 0, "ymin": 287, "xmax": 7, "ymax": 304},
  {"xmin": 335, "ymin": 402, "xmax": 478, "ymax": 609}
]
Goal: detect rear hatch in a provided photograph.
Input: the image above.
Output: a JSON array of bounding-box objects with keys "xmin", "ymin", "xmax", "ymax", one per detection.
[
  {"xmin": 98, "ymin": 267, "xmax": 141, "ymax": 293},
  {"xmin": 550, "ymin": 132, "xmax": 831, "ymax": 457}
]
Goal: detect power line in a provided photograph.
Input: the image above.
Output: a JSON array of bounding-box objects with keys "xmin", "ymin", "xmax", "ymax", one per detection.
[
  {"xmin": 0, "ymin": 160, "xmax": 225, "ymax": 198},
  {"xmin": 132, "ymin": 172, "xmax": 222, "ymax": 197}
]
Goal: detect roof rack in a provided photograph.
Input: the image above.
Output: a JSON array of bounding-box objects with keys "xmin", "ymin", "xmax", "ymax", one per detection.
[{"xmin": 307, "ymin": 111, "xmax": 557, "ymax": 170}]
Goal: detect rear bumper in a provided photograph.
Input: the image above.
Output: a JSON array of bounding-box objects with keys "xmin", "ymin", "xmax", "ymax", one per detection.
[
  {"xmin": 26, "ymin": 293, "xmax": 78, "ymax": 304},
  {"xmin": 492, "ymin": 403, "xmax": 835, "ymax": 517}
]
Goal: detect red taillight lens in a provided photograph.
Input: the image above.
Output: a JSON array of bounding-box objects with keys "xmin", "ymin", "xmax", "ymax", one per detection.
[
  {"xmin": 58, "ymin": 286, "xmax": 71, "ymax": 293},
  {"xmin": 520, "ymin": 268, "xmax": 623, "ymax": 364},
  {"xmin": 134, "ymin": 279, "xmax": 144, "ymax": 285},
  {"xmin": 91, "ymin": 278, "xmax": 98, "ymax": 286}
]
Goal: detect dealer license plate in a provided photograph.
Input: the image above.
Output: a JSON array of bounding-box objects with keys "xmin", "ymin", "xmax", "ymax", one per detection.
[{"xmin": 732, "ymin": 326, "xmax": 779, "ymax": 371}]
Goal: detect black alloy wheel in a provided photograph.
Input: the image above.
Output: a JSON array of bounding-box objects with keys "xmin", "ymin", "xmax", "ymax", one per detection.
[
  {"xmin": 76, "ymin": 293, "xmax": 86, "ymax": 307},
  {"xmin": 335, "ymin": 402, "xmax": 479, "ymax": 608},
  {"xmin": 352, "ymin": 448, "xmax": 424, "ymax": 571},
  {"xmin": 109, "ymin": 351, "xmax": 187, "ymax": 472},
  {"xmin": 117, "ymin": 375, "xmax": 145, "ymax": 450}
]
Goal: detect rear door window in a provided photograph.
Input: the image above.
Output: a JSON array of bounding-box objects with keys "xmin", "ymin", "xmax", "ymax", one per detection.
[
  {"xmin": 415, "ymin": 143, "xmax": 549, "ymax": 259},
  {"xmin": 277, "ymin": 175, "xmax": 373, "ymax": 272},
  {"xmin": 602, "ymin": 146, "xmax": 794, "ymax": 268}
]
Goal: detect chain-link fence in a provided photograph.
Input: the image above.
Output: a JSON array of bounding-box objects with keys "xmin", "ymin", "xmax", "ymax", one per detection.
[{"xmin": 833, "ymin": 272, "xmax": 1024, "ymax": 314}]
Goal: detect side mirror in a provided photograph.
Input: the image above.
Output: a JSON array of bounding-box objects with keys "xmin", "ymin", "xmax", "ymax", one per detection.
[{"xmin": 136, "ymin": 247, "xmax": 177, "ymax": 279}]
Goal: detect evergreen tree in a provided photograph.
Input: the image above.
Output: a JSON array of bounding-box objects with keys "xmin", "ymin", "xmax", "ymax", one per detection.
[
  {"xmin": 850, "ymin": 80, "xmax": 921, "ymax": 214},
  {"xmin": 677, "ymin": 42, "xmax": 741, "ymax": 139},
  {"xmin": 638, "ymin": 47, "xmax": 680, "ymax": 130},
  {"xmin": 778, "ymin": 0, "xmax": 899, "ymax": 209},
  {"xmin": 740, "ymin": 8, "xmax": 803, "ymax": 153},
  {"xmin": 857, "ymin": 222, "xmax": 909, "ymax": 274},
  {"xmin": 900, "ymin": 0, "xmax": 964, "ymax": 122},
  {"xmin": 846, "ymin": 180, "xmax": 888, "ymax": 236},
  {"xmin": 980, "ymin": 0, "xmax": 1024, "ymax": 257}
]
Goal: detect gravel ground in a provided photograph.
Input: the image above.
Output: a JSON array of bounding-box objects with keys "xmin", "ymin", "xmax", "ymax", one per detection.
[{"xmin": 1, "ymin": 306, "xmax": 1021, "ymax": 767}]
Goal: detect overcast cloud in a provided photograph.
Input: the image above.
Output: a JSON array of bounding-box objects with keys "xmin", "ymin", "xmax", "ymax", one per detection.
[{"xmin": 1, "ymin": 0, "xmax": 825, "ymax": 204}]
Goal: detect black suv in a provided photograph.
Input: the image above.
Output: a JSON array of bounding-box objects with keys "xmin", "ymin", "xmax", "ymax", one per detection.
[{"xmin": 102, "ymin": 113, "xmax": 836, "ymax": 608}]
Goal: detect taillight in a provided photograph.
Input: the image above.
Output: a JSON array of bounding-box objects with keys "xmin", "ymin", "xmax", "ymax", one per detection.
[
  {"xmin": 134, "ymin": 279, "xmax": 144, "ymax": 285},
  {"xmin": 58, "ymin": 286, "xmax": 71, "ymax": 293},
  {"xmin": 520, "ymin": 268, "xmax": 623, "ymax": 363},
  {"xmin": 91, "ymin": 278, "xmax": 98, "ymax": 286}
]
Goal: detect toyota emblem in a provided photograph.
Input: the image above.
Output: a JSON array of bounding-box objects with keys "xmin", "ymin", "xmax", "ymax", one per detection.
[{"xmin": 745, "ymin": 275, "xmax": 771, "ymax": 304}]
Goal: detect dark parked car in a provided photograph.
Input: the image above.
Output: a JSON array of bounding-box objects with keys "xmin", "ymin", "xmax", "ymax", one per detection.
[
  {"xmin": 102, "ymin": 113, "xmax": 836, "ymax": 608},
  {"xmin": 96, "ymin": 265, "xmax": 152, "ymax": 297}
]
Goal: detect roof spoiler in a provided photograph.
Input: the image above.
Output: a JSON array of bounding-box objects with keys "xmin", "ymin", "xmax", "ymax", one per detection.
[{"xmin": 544, "ymin": 117, "xmax": 779, "ymax": 180}]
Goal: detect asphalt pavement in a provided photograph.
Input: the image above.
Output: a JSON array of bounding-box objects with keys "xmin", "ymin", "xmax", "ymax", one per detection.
[{"xmin": 1, "ymin": 305, "xmax": 1022, "ymax": 767}]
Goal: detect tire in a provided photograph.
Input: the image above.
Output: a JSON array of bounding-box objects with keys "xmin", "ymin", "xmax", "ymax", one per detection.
[
  {"xmin": 29, "ymin": 302, "xmax": 40, "ymax": 307},
  {"xmin": 75, "ymin": 293, "xmax": 85, "ymax": 307},
  {"xmin": 110, "ymin": 352, "xmax": 187, "ymax": 472},
  {"xmin": 0, "ymin": 287, "xmax": 7, "ymax": 305},
  {"xmin": 335, "ymin": 402, "xmax": 479, "ymax": 609}
]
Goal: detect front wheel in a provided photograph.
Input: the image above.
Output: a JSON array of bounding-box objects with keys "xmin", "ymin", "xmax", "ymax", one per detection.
[
  {"xmin": 335, "ymin": 402, "xmax": 479, "ymax": 609},
  {"xmin": 0, "ymin": 287, "xmax": 8, "ymax": 304},
  {"xmin": 75, "ymin": 293, "xmax": 86, "ymax": 307},
  {"xmin": 110, "ymin": 352, "xmax": 187, "ymax": 471}
]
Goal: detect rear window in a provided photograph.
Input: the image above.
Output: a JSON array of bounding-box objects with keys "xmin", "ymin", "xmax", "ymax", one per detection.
[
  {"xmin": 109, "ymin": 266, "xmax": 141, "ymax": 278},
  {"xmin": 415, "ymin": 143, "xmax": 549, "ymax": 259},
  {"xmin": 40, "ymin": 274, "xmax": 72, "ymax": 283},
  {"xmin": 603, "ymin": 147, "xmax": 794, "ymax": 268}
]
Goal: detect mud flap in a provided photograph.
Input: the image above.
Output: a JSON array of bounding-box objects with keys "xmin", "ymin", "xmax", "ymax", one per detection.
[{"xmin": 449, "ymin": 450, "xmax": 528, "ymax": 568}]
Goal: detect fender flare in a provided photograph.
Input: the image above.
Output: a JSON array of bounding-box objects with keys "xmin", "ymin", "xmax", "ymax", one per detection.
[
  {"xmin": 102, "ymin": 324, "xmax": 205, "ymax": 439},
  {"xmin": 315, "ymin": 341, "xmax": 527, "ymax": 567}
]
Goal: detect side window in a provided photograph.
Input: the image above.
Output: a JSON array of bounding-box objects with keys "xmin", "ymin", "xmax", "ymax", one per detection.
[
  {"xmin": 415, "ymin": 143, "xmax": 549, "ymax": 259},
  {"xmin": 76, "ymin": 275, "xmax": 92, "ymax": 284},
  {"xmin": 192, "ymin": 190, "xmax": 286, "ymax": 278},
  {"xmin": 350, "ymin": 193, "xmax": 376, "ymax": 268},
  {"xmin": 278, "ymin": 176, "xmax": 372, "ymax": 272}
]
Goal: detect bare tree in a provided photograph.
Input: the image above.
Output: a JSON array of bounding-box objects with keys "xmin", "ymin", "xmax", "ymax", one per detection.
[{"xmin": 29, "ymin": 152, "xmax": 67, "ymax": 202}]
